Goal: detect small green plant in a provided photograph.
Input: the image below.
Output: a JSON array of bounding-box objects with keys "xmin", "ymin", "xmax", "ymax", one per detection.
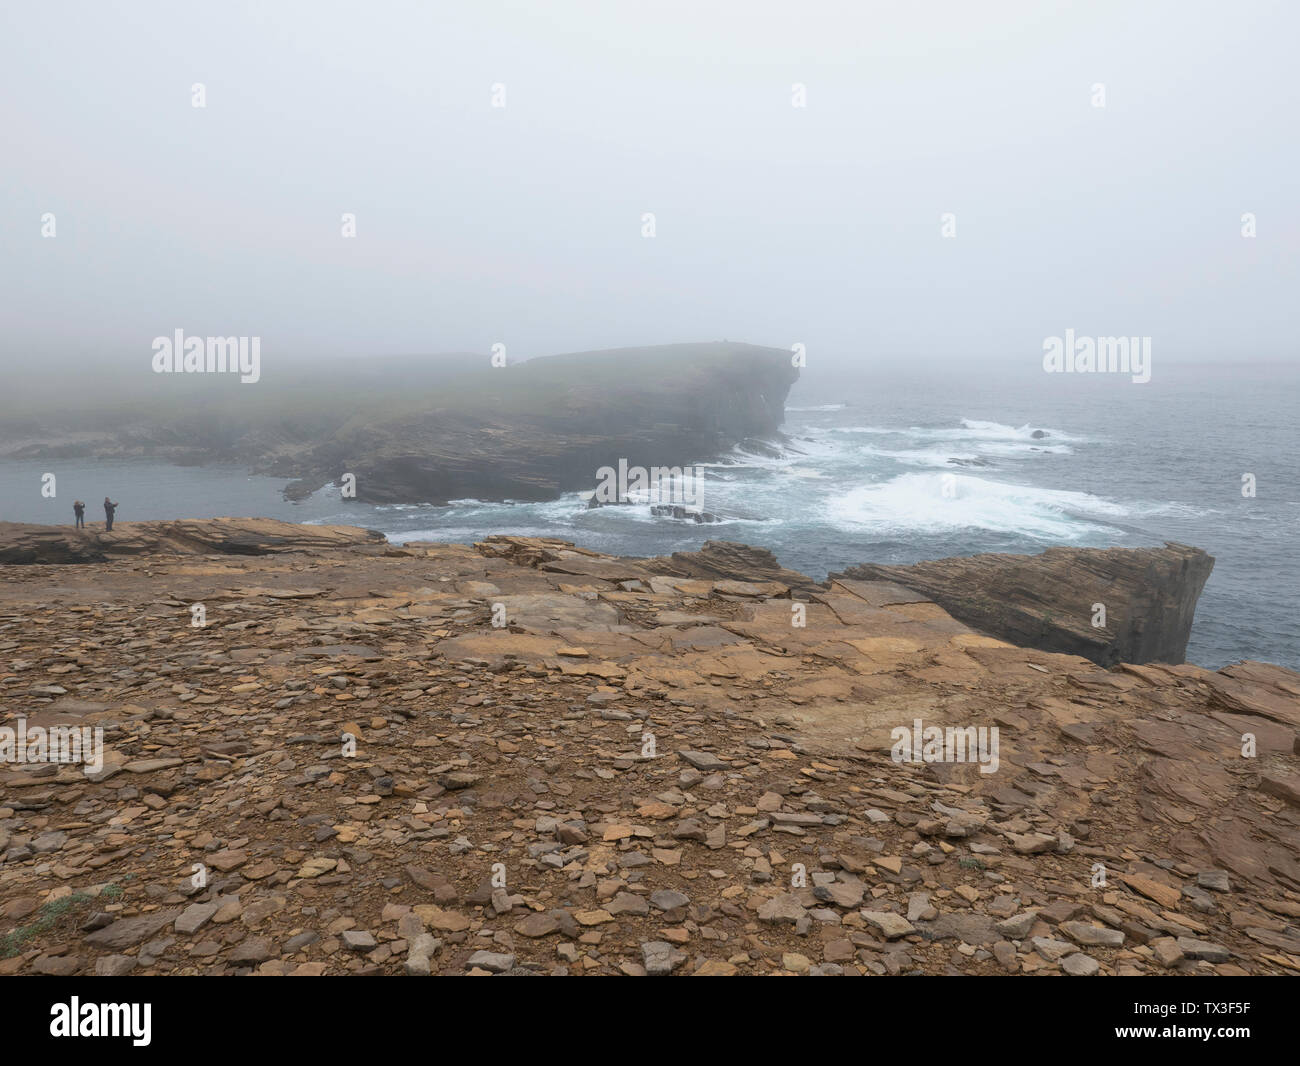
[{"xmin": 0, "ymin": 891, "xmax": 94, "ymax": 958}]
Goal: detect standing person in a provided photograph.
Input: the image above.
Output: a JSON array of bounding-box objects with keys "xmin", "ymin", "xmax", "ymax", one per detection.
[
  {"xmin": 73, "ymin": 500, "xmax": 85, "ymax": 529},
  {"xmin": 103, "ymin": 496, "xmax": 118, "ymax": 532}
]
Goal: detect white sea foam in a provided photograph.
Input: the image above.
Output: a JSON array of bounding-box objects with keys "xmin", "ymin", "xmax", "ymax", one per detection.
[
  {"xmin": 824, "ymin": 472, "xmax": 1126, "ymax": 539},
  {"xmin": 856, "ymin": 446, "xmax": 986, "ymax": 468},
  {"xmin": 943, "ymin": 418, "xmax": 1086, "ymax": 443},
  {"xmin": 822, "ymin": 419, "xmax": 1077, "ymax": 462},
  {"xmin": 705, "ymin": 437, "xmax": 840, "ymax": 470},
  {"xmin": 785, "ymin": 403, "xmax": 847, "ymax": 412},
  {"xmin": 824, "ymin": 426, "xmax": 900, "ymax": 435},
  {"xmin": 810, "ymin": 442, "xmax": 1062, "ymax": 472}
]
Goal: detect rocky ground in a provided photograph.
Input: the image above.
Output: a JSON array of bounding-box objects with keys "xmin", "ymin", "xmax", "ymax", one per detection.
[{"xmin": 1, "ymin": 523, "xmax": 1298, "ymax": 976}]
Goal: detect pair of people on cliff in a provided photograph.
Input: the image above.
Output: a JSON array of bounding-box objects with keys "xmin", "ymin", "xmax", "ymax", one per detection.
[{"xmin": 73, "ymin": 497, "xmax": 117, "ymax": 531}]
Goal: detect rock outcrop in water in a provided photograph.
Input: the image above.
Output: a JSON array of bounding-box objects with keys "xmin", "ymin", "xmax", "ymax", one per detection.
[
  {"xmin": 0, "ymin": 527, "xmax": 1295, "ymax": 977},
  {"xmin": 833, "ymin": 543, "xmax": 1214, "ymax": 667},
  {"xmin": 585, "ymin": 498, "xmax": 722, "ymax": 523}
]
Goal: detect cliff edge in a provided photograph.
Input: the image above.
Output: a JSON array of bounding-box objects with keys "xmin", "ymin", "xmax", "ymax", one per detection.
[{"xmin": 834, "ymin": 543, "xmax": 1214, "ymax": 667}]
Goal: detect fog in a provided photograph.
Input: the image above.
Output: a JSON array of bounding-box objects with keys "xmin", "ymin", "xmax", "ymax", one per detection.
[{"xmin": 2, "ymin": 0, "xmax": 1297, "ymax": 394}]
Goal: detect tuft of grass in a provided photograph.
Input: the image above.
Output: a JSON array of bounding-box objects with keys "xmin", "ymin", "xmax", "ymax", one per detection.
[{"xmin": 0, "ymin": 884, "xmax": 123, "ymax": 958}]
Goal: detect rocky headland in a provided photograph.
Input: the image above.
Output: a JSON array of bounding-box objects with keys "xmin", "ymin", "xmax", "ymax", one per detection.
[
  {"xmin": 1, "ymin": 520, "xmax": 1297, "ymax": 976},
  {"xmin": 835, "ymin": 543, "xmax": 1215, "ymax": 668},
  {"xmin": 0, "ymin": 342, "xmax": 799, "ymax": 506}
]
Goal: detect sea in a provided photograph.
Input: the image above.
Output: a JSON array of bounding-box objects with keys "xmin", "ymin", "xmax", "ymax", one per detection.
[{"xmin": 4, "ymin": 362, "xmax": 1296, "ymax": 670}]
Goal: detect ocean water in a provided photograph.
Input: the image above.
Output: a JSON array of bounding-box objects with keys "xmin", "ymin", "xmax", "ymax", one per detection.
[{"xmin": 3, "ymin": 363, "xmax": 1296, "ymax": 670}]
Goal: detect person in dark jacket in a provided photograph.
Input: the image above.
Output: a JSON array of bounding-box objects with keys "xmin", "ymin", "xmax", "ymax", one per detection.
[
  {"xmin": 73, "ymin": 500, "xmax": 85, "ymax": 529},
  {"xmin": 103, "ymin": 497, "xmax": 118, "ymax": 531}
]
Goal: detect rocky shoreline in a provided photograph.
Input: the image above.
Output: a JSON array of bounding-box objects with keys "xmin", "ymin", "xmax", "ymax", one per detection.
[
  {"xmin": 0, "ymin": 520, "xmax": 1214, "ymax": 669},
  {"xmin": 1, "ymin": 520, "xmax": 1297, "ymax": 976}
]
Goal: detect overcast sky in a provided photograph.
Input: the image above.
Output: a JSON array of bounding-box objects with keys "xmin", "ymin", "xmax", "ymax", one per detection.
[{"xmin": 2, "ymin": 0, "xmax": 1296, "ymax": 375}]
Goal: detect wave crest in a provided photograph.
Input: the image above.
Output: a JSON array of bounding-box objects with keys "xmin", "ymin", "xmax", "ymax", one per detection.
[{"xmin": 824, "ymin": 472, "xmax": 1125, "ymax": 539}]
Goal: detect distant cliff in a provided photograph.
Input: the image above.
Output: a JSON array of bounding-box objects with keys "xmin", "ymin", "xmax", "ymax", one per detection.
[
  {"xmin": 833, "ymin": 542, "xmax": 1215, "ymax": 667},
  {"xmin": 278, "ymin": 342, "xmax": 799, "ymax": 503},
  {"xmin": 0, "ymin": 342, "xmax": 799, "ymax": 507}
]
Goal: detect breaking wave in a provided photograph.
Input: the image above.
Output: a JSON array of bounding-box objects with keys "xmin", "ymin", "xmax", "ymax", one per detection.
[{"xmin": 824, "ymin": 472, "xmax": 1127, "ymax": 539}]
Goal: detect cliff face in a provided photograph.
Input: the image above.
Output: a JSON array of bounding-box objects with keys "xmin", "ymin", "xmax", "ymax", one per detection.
[
  {"xmin": 289, "ymin": 343, "xmax": 799, "ymax": 504},
  {"xmin": 833, "ymin": 543, "xmax": 1215, "ymax": 667}
]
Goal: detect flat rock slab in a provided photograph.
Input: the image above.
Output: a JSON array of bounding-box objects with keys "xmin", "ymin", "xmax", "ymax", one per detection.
[
  {"xmin": 757, "ymin": 894, "xmax": 807, "ymax": 924},
  {"xmin": 174, "ymin": 901, "xmax": 222, "ymax": 935},
  {"xmin": 123, "ymin": 758, "xmax": 184, "ymax": 773},
  {"xmin": 1061, "ymin": 921, "xmax": 1125, "ymax": 948},
  {"xmin": 641, "ymin": 941, "xmax": 687, "ymax": 976},
  {"xmin": 467, "ymin": 950, "xmax": 515, "ymax": 973},
  {"xmin": 678, "ymin": 750, "xmax": 729, "ymax": 771},
  {"xmin": 922, "ymin": 912, "xmax": 998, "ymax": 945},
  {"xmin": 861, "ymin": 911, "xmax": 916, "ymax": 939},
  {"xmin": 84, "ymin": 910, "xmax": 182, "ymax": 950}
]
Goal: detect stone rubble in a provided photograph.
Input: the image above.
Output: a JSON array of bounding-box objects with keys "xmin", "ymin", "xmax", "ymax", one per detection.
[{"xmin": 0, "ymin": 531, "xmax": 1297, "ymax": 975}]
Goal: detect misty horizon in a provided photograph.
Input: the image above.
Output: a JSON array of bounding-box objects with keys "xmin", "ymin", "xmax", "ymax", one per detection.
[{"xmin": 4, "ymin": 0, "xmax": 1299, "ymax": 386}]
